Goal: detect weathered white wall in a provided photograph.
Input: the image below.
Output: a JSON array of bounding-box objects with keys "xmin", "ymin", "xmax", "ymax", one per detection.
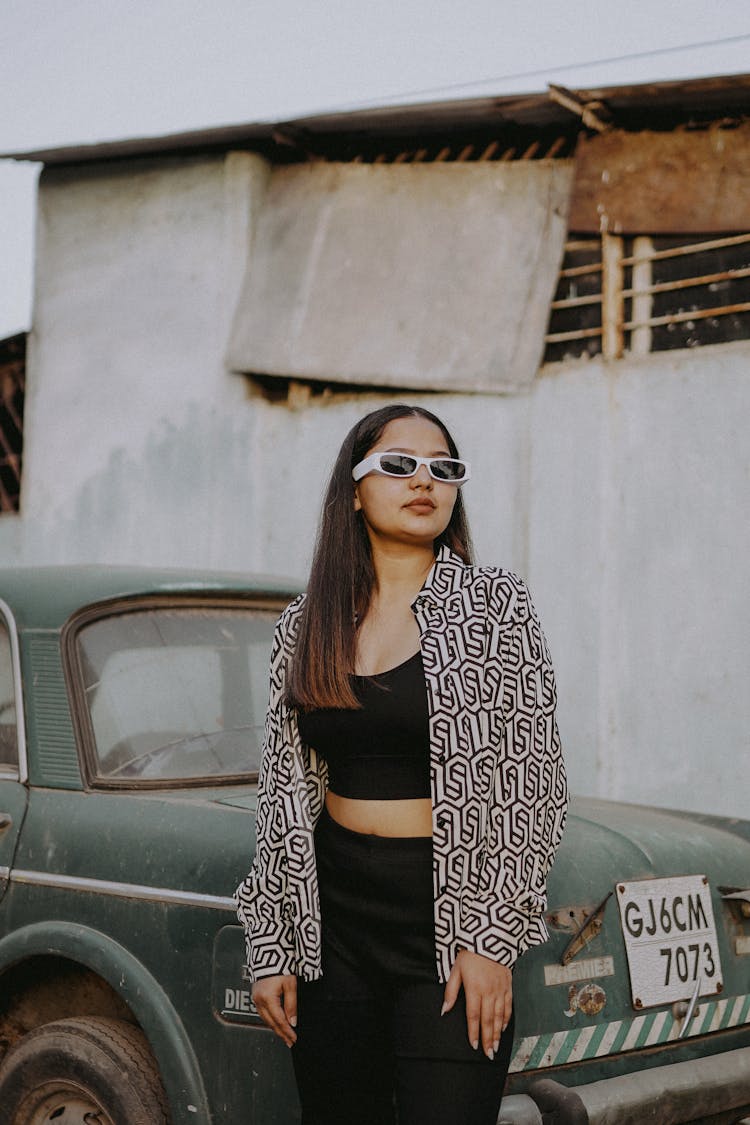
[
  {"xmin": 529, "ymin": 348, "xmax": 750, "ymax": 818},
  {"xmin": 4, "ymin": 152, "xmax": 748, "ymax": 819}
]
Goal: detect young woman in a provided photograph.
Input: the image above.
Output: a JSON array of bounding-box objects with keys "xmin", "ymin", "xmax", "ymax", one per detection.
[{"xmin": 236, "ymin": 404, "xmax": 568, "ymax": 1125}]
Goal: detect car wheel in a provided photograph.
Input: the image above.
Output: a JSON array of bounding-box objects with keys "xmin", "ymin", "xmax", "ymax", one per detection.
[{"xmin": 0, "ymin": 1015, "xmax": 170, "ymax": 1124}]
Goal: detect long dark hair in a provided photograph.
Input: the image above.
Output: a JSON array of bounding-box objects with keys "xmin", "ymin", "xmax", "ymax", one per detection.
[{"xmin": 287, "ymin": 404, "xmax": 474, "ymax": 711}]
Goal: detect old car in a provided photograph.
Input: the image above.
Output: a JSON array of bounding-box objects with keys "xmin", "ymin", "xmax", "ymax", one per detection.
[{"xmin": 0, "ymin": 567, "xmax": 747, "ymax": 1124}]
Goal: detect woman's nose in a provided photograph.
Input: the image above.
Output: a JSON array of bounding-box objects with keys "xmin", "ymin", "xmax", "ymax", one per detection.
[{"xmin": 411, "ymin": 464, "xmax": 433, "ymax": 488}]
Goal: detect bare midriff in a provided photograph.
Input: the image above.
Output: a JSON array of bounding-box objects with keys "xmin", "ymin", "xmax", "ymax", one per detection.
[{"xmin": 325, "ymin": 792, "xmax": 433, "ymax": 837}]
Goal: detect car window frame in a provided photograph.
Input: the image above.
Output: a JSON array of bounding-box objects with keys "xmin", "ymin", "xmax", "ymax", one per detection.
[
  {"xmin": 0, "ymin": 598, "xmax": 28, "ymax": 783},
  {"xmin": 62, "ymin": 592, "xmax": 291, "ymax": 791}
]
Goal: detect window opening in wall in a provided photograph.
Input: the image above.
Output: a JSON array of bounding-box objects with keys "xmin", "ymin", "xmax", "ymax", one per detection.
[
  {"xmin": 247, "ymin": 375, "xmax": 441, "ymax": 407},
  {"xmin": 0, "ymin": 335, "xmax": 25, "ymax": 513},
  {"xmin": 544, "ymin": 232, "xmax": 750, "ymax": 363}
]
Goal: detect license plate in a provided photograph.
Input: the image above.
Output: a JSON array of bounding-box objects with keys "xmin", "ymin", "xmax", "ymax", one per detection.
[{"xmin": 616, "ymin": 874, "xmax": 723, "ymax": 1009}]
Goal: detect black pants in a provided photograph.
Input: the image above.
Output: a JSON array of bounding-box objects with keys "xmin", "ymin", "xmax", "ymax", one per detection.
[{"xmin": 291, "ymin": 808, "xmax": 514, "ymax": 1125}]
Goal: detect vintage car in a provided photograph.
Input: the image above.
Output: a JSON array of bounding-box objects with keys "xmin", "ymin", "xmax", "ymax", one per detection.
[{"xmin": 0, "ymin": 567, "xmax": 747, "ymax": 1124}]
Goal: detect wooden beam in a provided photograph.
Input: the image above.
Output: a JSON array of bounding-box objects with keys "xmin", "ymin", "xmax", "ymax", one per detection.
[
  {"xmin": 601, "ymin": 233, "xmax": 624, "ymax": 360},
  {"xmin": 570, "ymin": 124, "xmax": 750, "ymax": 234}
]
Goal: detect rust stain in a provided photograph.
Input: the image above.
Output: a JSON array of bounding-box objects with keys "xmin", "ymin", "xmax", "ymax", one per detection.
[
  {"xmin": 570, "ymin": 123, "xmax": 750, "ymax": 234},
  {"xmin": 578, "ymin": 983, "xmax": 607, "ymax": 1017}
]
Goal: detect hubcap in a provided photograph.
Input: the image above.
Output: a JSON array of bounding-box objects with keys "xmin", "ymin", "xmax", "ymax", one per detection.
[{"xmin": 14, "ymin": 1083, "xmax": 115, "ymax": 1125}]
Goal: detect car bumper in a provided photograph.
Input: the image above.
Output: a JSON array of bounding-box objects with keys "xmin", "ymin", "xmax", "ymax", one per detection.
[{"xmin": 498, "ymin": 1046, "xmax": 750, "ymax": 1125}]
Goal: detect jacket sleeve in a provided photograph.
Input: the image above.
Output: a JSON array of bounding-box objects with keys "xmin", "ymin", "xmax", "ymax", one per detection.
[
  {"xmin": 459, "ymin": 581, "xmax": 568, "ymax": 967},
  {"xmin": 234, "ymin": 601, "xmax": 301, "ymax": 981}
]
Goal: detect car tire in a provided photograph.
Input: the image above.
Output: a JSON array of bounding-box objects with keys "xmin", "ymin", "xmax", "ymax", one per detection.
[{"xmin": 0, "ymin": 1015, "xmax": 171, "ymax": 1124}]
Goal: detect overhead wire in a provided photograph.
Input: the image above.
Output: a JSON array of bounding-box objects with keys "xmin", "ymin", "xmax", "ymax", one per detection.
[{"xmin": 328, "ymin": 31, "xmax": 750, "ymax": 112}]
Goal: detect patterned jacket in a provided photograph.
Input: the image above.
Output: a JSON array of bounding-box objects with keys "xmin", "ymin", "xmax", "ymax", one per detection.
[{"xmin": 235, "ymin": 545, "xmax": 568, "ymax": 983}]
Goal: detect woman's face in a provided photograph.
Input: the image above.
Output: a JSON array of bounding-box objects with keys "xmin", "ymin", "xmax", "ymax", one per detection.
[{"xmin": 353, "ymin": 415, "xmax": 459, "ymax": 550}]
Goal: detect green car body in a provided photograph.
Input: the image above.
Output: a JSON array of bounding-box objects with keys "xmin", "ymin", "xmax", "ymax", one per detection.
[{"xmin": 0, "ymin": 568, "xmax": 747, "ymax": 1124}]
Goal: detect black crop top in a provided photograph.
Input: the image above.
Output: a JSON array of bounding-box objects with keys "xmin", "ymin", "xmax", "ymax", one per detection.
[{"xmin": 297, "ymin": 650, "xmax": 430, "ymax": 799}]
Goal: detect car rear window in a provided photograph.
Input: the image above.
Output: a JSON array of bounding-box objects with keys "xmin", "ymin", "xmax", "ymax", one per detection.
[{"xmin": 76, "ymin": 606, "xmax": 276, "ymax": 783}]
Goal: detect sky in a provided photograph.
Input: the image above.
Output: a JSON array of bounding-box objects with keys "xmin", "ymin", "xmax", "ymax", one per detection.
[{"xmin": 2, "ymin": 0, "xmax": 750, "ymax": 338}]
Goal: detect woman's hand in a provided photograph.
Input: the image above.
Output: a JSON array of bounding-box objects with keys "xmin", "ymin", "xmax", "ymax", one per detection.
[
  {"xmin": 442, "ymin": 949, "xmax": 512, "ymax": 1059},
  {"xmin": 251, "ymin": 974, "xmax": 298, "ymax": 1047}
]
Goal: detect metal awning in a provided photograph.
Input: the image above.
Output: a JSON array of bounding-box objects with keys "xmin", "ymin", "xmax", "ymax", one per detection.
[{"xmin": 4, "ymin": 73, "xmax": 750, "ymax": 168}]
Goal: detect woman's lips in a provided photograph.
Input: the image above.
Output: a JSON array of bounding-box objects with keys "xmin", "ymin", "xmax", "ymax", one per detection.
[{"xmin": 404, "ymin": 498, "xmax": 436, "ymax": 513}]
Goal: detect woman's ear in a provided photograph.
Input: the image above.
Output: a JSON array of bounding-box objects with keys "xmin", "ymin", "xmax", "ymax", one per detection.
[{"xmin": 353, "ymin": 486, "xmax": 362, "ymax": 512}]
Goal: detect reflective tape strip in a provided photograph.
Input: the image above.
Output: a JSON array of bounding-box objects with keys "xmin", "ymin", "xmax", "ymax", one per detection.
[
  {"xmin": 621, "ymin": 1015, "xmax": 646, "ymax": 1052},
  {"xmin": 644, "ymin": 1010, "xmax": 670, "ymax": 1047},
  {"xmin": 596, "ymin": 1019, "xmax": 623, "ymax": 1057},
  {"xmin": 508, "ymin": 991, "xmax": 750, "ymax": 1074},
  {"xmin": 565, "ymin": 1024, "xmax": 597, "ymax": 1064}
]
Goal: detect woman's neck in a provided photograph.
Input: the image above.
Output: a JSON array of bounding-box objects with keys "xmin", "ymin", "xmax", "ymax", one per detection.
[
  {"xmin": 369, "ymin": 542, "xmax": 435, "ymax": 603},
  {"xmin": 355, "ymin": 543, "xmax": 434, "ymax": 674}
]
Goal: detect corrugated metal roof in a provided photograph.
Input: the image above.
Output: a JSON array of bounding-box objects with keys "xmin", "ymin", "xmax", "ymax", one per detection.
[{"xmin": 5, "ymin": 73, "xmax": 750, "ymax": 168}]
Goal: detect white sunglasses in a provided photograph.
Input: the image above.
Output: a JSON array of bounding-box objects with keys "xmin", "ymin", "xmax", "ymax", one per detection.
[{"xmin": 352, "ymin": 452, "xmax": 471, "ymax": 485}]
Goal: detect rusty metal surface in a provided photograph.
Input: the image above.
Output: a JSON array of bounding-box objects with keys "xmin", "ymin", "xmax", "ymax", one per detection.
[
  {"xmin": 561, "ymin": 892, "xmax": 613, "ymax": 966},
  {"xmin": 570, "ymin": 123, "xmax": 750, "ymax": 234}
]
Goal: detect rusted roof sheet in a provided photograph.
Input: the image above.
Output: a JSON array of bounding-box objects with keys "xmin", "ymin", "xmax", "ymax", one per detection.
[
  {"xmin": 570, "ymin": 122, "xmax": 750, "ymax": 233},
  {"xmin": 4, "ymin": 73, "xmax": 750, "ymax": 168}
]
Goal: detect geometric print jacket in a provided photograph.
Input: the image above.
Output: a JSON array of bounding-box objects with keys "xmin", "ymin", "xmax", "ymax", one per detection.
[{"xmin": 235, "ymin": 544, "xmax": 568, "ymax": 984}]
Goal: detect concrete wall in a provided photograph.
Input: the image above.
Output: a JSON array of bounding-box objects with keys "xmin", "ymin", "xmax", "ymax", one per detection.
[
  {"xmin": 3, "ymin": 151, "xmax": 748, "ymax": 819},
  {"xmin": 529, "ymin": 349, "xmax": 749, "ymax": 817}
]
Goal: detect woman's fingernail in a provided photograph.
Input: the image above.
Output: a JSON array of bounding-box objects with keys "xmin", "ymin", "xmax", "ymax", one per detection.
[
  {"xmin": 290, "ymin": 1016, "xmax": 297, "ymax": 1027},
  {"xmin": 493, "ymin": 1039, "xmax": 500, "ymax": 1053},
  {"xmin": 487, "ymin": 1048, "xmax": 495, "ymax": 1060},
  {"xmin": 472, "ymin": 1039, "xmax": 479, "ymax": 1050},
  {"xmin": 440, "ymin": 1002, "xmax": 448, "ymax": 1017}
]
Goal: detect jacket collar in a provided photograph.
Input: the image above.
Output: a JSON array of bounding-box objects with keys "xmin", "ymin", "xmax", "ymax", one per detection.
[{"xmin": 412, "ymin": 544, "xmax": 468, "ymax": 609}]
